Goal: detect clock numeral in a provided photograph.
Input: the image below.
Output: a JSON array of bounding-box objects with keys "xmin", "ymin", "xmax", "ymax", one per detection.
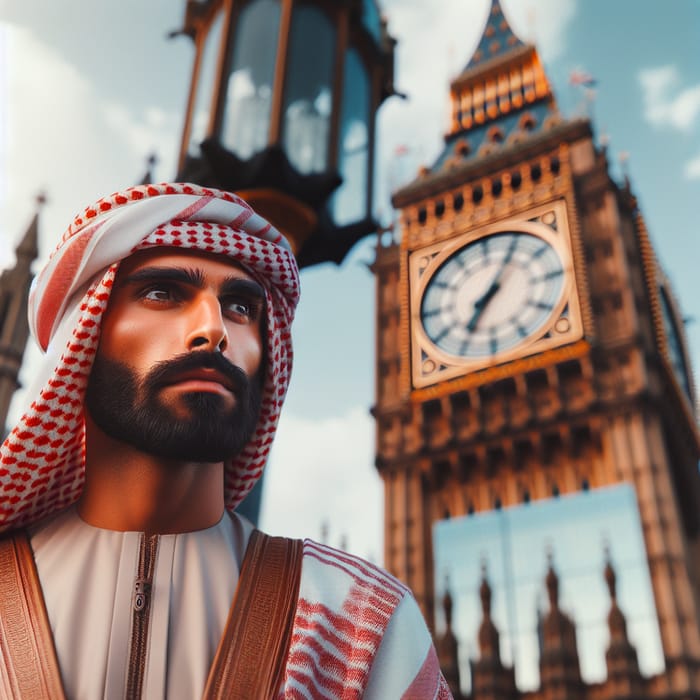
[
  {"xmin": 423, "ymin": 305, "xmax": 450, "ymax": 318},
  {"xmin": 434, "ymin": 327, "xmax": 451, "ymax": 344},
  {"xmin": 481, "ymin": 238, "xmax": 491, "ymax": 262},
  {"xmin": 431, "ymin": 280, "xmax": 451, "ymax": 290},
  {"xmin": 527, "ymin": 299, "xmax": 555, "ymax": 311},
  {"xmin": 489, "ymin": 329, "xmax": 498, "ymax": 356},
  {"xmin": 500, "ymin": 316, "xmax": 530, "ymax": 342},
  {"xmin": 503, "ymin": 235, "xmax": 519, "ymax": 264},
  {"xmin": 453, "ymin": 256, "xmax": 479, "ymax": 281},
  {"xmin": 531, "ymin": 269, "xmax": 563, "ymax": 283}
]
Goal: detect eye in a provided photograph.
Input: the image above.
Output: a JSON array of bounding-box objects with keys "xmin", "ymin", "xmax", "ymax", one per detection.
[
  {"xmin": 223, "ymin": 297, "xmax": 261, "ymax": 322},
  {"xmin": 144, "ymin": 288, "xmax": 171, "ymax": 301},
  {"xmin": 140, "ymin": 284, "xmax": 182, "ymax": 304},
  {"xmin": 227, "ymin": 300, "xmax": 250, "ymax": 316}
]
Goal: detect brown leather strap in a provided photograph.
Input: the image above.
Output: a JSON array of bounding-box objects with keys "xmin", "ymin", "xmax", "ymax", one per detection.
[
  {"xmin": 0, "ymin": 531, "xmax": 66, "ymax": 700},
  {"xmin": 202, "ymin": 529, "xmax": 303, "ymax": 700}
]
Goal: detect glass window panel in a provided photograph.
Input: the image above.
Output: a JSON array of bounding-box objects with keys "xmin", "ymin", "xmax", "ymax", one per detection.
[
  {"xmin": 187, "ymin": 10, "xmax": 225, "ymax": 157},
  {"xmin": 433, "ymin": 484, "xmax": 664, "ymax": 695},
  {"xmin": 282, "ymin": 5, "xmax": 335, "ymax": 174},
  {"xmin": 222, "ymin": 0, "xmax": 281, "ymax": 159},
  {"xmin": 332, "ymin": 49, "xmax": 370, "ymax": 224},
  {"xmin": 362, "ymin": 0, "xmax": 382, "ymax": 42}
]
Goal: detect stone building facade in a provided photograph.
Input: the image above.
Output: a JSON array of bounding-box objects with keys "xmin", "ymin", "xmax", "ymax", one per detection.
[{"xmin": 373, "ymin": 1, "xmax": 700, "ymax": 697}]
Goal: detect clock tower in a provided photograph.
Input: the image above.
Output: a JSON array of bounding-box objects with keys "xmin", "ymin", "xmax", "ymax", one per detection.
[{"xmin": 373, "ymin": 0, "xmax": 700, "ymax": 692}]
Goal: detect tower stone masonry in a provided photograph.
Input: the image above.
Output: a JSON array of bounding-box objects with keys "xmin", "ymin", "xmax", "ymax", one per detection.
[{"xmin": 372, "ymin": 1, "xmax": 700, "ymax": 696}]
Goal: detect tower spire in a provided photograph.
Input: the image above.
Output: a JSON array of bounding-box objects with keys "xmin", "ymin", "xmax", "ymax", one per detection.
[
  {"xmin": 0, "ymin": 193, "xmax": 43, "ymax": 432},
  {"xmin": 15, "ymin": 192, "xmax": 44, "ymax": 262},
  {"xmin": 465, "ymin": 0, "xmax": 525, "ymax": 71},
  {"xmin": 471, "ymin": 562, "xmax": 516, "ymax": 699},
  {"xmin": 603, "ymin": 548, "xmax": 643, "ymax": 692},
  {"xmin": 436, "ymin": 574, "xmax": 461, "ymax": 697},
  {"xmin": 139, "ymin": 153, "xmax": 158, "ymax": 186},
  {"xmin": 478, "ymin": 562, "xmax": 500, "ymax": 658},
  {"xmin": 393, "ymin": 0, "xmax": 560, "ymax": 191},
  {"xmin": 539, "ymin": 554, "xmax": 584, "ymax": 698}
]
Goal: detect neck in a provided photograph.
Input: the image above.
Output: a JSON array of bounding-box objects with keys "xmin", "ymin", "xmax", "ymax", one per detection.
[{"xmin": 78, "ymin": 416, "xmax": 225, "ymax": 534}]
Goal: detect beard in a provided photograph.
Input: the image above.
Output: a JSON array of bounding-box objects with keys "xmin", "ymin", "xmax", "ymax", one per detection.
[{"xmin": 85, "ymin": 351, "xmax": 262, "ymax": 463}]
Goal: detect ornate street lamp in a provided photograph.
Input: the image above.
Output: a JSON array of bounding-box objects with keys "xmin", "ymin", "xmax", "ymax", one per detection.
[{"xmin": 174, "ymin": 0, "xmax": 396, "ymax": 267}]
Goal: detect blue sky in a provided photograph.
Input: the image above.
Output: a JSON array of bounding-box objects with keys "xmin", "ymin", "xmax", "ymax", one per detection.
[{"xmin": 1, "ymin": 0, "xmax": 699, "ymax": 670}]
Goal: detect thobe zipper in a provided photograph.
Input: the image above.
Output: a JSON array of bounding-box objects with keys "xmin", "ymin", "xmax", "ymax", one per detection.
[{"xmin": 126, "ymin": 532, "xmax": 159, "ymax": 698}]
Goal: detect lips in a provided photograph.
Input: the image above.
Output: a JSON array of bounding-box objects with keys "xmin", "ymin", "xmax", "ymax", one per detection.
[
  {"xmin": 166, "ymin": 368, "xmax": 235, "ymax": 393},
  {"xmin": 144, "ymin": 351, "xmax": 249, "ymax": 400}
]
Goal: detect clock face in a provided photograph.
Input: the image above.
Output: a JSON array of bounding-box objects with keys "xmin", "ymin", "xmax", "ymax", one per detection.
[{"xmin": 420, "ymin": 231, "xmax": 566, "ymax": 359}]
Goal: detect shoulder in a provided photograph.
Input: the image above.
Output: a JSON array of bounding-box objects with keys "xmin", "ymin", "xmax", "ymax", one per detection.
[
  {"xmin": 298, "ymin": 538, "xmax": 409, "ymax": 612},
  {"xmin": 364, "ymin": 592, "xmax": 452, "ymax": 699},
  {"xmin": 282, "ymin": 540, "xmax": 451, "ymax": 698}
]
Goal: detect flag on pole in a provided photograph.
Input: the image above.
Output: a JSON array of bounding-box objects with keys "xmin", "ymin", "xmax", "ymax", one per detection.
[{"xmin": 569, "ymin": 69, "xmax": 597, "ymax": 88}]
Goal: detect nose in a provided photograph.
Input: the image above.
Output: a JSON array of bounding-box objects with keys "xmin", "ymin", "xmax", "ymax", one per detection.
[{"xmin": 185, "ymin": 292, "xmax": 228, "ymax": 352}]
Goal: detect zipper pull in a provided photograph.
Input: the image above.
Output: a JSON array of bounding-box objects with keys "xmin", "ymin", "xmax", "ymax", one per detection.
[{"xmin": 133, "ymin": 579, "xmax": 151, "ymax": 612}]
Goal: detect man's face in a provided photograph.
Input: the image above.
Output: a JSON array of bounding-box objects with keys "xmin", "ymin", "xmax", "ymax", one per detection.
[{"xmin": 85, "ymin": 248, "xmax": 265, "ymax": 462}]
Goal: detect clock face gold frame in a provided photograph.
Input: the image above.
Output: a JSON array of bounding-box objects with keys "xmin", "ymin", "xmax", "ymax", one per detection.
[{"xmin": 409, "ymin": 199, "xmax": 584, "ymax": 388}]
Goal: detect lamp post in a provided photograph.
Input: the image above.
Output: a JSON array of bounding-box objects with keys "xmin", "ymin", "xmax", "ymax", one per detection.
[{"xmin": 174, "ymin": 0, "xmax": 396, "ymax": 267}]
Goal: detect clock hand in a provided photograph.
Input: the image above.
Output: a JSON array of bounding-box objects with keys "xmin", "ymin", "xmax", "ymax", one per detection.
[
  {"xmin": 483, "ymin": 243, "xmax": 516, "ymax": 297},
  {"xmin": 466, "ymin": 238, "xmax": 519, "ymax": 332},
  {"xmin": 466, "ymin": 258, "xmax": 515, "ymax": 331},
  {"xmin": 478, "ymin": 278, "xmax": 502, "ymax": 307},
  {"xmin": 466, "ymin": 279, "xmax": 501, "ymax": 331}
]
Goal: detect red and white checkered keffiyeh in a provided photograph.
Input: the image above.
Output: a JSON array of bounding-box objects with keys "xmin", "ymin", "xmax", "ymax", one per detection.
[{"xmin": 0, "ymin": 183, "xmax": 300, "ymax": 533}]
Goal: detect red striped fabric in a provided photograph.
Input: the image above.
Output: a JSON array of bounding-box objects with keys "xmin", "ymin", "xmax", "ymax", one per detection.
[
  {"xmin": 277, "ymin": 542, "xmax": 453, "ymax": 699},
  {"xmin": 0, "ymin": 183, "xmax": 300, "ymax": 532}
]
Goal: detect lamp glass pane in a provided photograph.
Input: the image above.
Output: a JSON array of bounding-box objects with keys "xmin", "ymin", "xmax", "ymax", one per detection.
[
  {"xmin": 222, "ymin": 0, "xmax": 281, "ymax": 158},
  {"xmin": 187, "ymin": 10, "xmax": 224, "ymax": 156},
  {"xmin": 362, "ymin": 0, "xmax": 382, "ymax": 42},
  {"xmin": 282, "ymin": 5, "xmax": 335, "ymax": 174},
  {"xmin": 333, "ymin": 48, "xmax": 370, "ymax": 224}
]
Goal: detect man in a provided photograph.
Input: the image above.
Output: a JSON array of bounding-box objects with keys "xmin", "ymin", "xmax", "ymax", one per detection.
[{"xmin": 0, "ymin": 183, "xmax": 452, "ymax": 699}]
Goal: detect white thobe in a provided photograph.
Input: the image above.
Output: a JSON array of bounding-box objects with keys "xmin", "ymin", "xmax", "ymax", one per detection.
[{"xmin": 29, "ymin": 507, "xmax": 253, "ymax": 700}]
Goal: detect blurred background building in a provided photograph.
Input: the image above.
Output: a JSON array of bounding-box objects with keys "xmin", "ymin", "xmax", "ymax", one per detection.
[
  {"xmin": 0, "ymin": 198, "xmax": 39, "ymax": 435},
  {"xmin": 374, "ymin": 2, "xmax": 700, "ymax": 698}
]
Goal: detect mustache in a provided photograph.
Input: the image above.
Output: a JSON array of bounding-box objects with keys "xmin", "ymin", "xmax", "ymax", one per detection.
[{"xmin": 143, "ymin": 351, "xmax": 250, "ymax": 395}]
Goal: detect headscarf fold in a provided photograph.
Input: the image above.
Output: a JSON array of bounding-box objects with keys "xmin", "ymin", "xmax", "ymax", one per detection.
[{"xmin": 0, "ymin": 182, "xmax": 300, "ymax": 532}]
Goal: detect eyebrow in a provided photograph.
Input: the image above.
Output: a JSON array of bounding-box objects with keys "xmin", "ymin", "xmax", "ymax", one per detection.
[{"xmin": 122, "ymin": 266, "xmax": 265, "ymax": 300}]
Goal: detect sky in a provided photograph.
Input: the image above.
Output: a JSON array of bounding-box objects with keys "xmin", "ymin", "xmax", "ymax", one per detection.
[{"xmin": 1, "ymin": 0, "xmax": 699, "ymax": 683}]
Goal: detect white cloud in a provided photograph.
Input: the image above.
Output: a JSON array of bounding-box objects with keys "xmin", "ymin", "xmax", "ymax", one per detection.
[
  {"xmin": 0, "ymin": 25, "xmax": 179, "ymax": 272},
  {"xmin": 102, "ymin": 101, "xmax": 178, "ymax": 172},
  {"xmin": 638, "ymin": 64, "xmax": 700, "ymax": 132},
  {"xmin": 639, "ymin": 65, "xmax": 677, "ymax": 99},
  {"xmin": 685, "ymin": 151, "xmax": 700, "ymax": 180},
  {"xmin": 503, "ymin": 0, "xmax": 578, "ymax": 63},
  {"xmin": 260, "ymin": 407, "xmax": 382, "ymax": 563},
  {"xmin": 2, "ymin": 27, "xmax": 104, "ymax": 260},
  {"xmin": 1, "ymin": 25, "xmax": 180, "ymax": 426}
]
